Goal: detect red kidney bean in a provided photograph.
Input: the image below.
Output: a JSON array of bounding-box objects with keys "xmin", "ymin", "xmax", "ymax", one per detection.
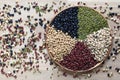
[{"xmin": 59, "ymin": 41, "xmax": 98, "ymax": 71}]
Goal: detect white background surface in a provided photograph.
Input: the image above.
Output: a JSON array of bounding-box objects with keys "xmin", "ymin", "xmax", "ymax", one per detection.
[{"xmin": 0, "ymin": 0, "xmax": 120, "ymax": 80}]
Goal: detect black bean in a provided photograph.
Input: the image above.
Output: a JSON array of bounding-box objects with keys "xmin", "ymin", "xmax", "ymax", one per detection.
[
  {"xmin": 34, "ymin": 18, "xmax": 38, "ymax": 21},
  {"xmin": 109, "ymin": 7, "xmax": 113, "ymax": 10},
  {"xmin": 110, "ymin": 52, "xmax": 113, "ymax": 56},
  {"xmin": 109, "ymin": 66, "xmax": 112, "ymax": 69},
  {"xmin": 26, "ymin": 22, "xmax": 30, "ymax": 25},
  {"xmin": 34, "ymin": 45, "xmax": 37, "ymax": 48},
  {"xmin": 8, "ymin": 45, "xmax": 12, "ymax": 49},
  {"xmin": 63, "ymin": 2, "xmax": 66, "ymax": 5},
  {"xmin": 34, "ymin": 23, "xmax": 38, "ymax": 26},
  {"xmin": 24, "ymin": 45, "xmax": 27, "ymax": 47},
  {"xmin": 115, "ymin": 68, "xmax": 120, "ymax": 72},
  {"xmin": 18, "ymin": 12, "xmax": 21, "ymax": 15},
  {"xmin": 7, "ymin": 12, "xmax": 10, "ymax": 16},
  {"xmin": 39, "ymin": 19, "xmax": 43, "ymax": 26},
  {"xmin": 3, "ymin": 7, "xmax": 5, "ymax": 10},
  {"xmin": 30, "ymin": 61, "xmax": 33, "ymax": 66},
  {"xmin": 39, "ymin": 18, "xmax": 43, "ymax": 22},
  {"xmin": 39, "ymin": 22, "xmax": 43, "ymax": 26},
  {"xmin": 47, "ymin": 20, "xmax": 50, "ymax": 24},
  {"xmin": 24, "ymin": 7, "xmax": 27, "ymax": 10},
  {"xmin": 8, "ymin": 19, "xmax": 13, "ymax": 24},
  {"xmin": 0, "ymin": 19, "xmax": 3, "ymax": 24},
  {"xmin": 3, "ymin": 63, "xmax": 6, "ymax": 67},
  {"xmin": 107, "ymin": 73, "xmax": 110, "ymax": 77},
  {"xmin": 50, "ymin": 7, "xmax": 79, "ymax": 38},
  {"xmin": 11, "ymin": 14, "xmax": 14, "ymax": 17},
  {"xmin": 108, "ymin": 13, "xmax": 115, "ymax": 17},
  {"xmin": 13, "ymin": 70, "xmax": 16, "ymax": 73},
  {"xmin": 114, "ymin": 52, "xmax": 118, "ymax": 55},
  {"xmin": 118, "ymin": 44, "xmax": 120, "ymax": 47},
  {"xmin": 32, "ymin": 6, "xmax": 36, "ymax": 8},
  {"xmin": 14, "ymin": 57, "xmax": 16, "ymax": 59},
  {"xmin": 50, "ymin": 60, "xmax": 53, "ymax": 65},
  {"xmin": 10, "ymin": 63, "xmax": 13, "ymax": 66},
  {"xmin": 4, "ymin": 4, "xmax": 7, "ymax": 7},
  {"xmin": 13, "ymin": 8, "xmax": 17, "ymax": 13},
  {"xmin": 10, "ymin": 50, "xmax": 13, "ymax": 56},
  {"xmin": 44, "ymin": 24, "xmax": 47, "ymax": 29},
  {"xmin": 113, "ymin": 48, "xmax": 116, "ymax": 51},
  {"xmin": 83, "ymin": 3, "xmax": 86, "ymax": 5},
  {"xmin": 20, "ymin": 6, "xmax": 23, "ymax": 8},
  {"xmin": 15, "ymin": 20, "xmax": 18, "ymax": 23},
  {"xmin": 115, "ymin": 40, "xmax": 118, "ymax": 44},
  {"xmin": 118, "ymin": 5, "xmax": 120, "ymax": 8},
  {"xmin": 39, "ymin": 13, "xmax": 41, "ymax": 16},
  {"xmin": 107, "ymin": 56, "xmax": 110, "ymax": 59},
  {"xmin": 0, "ymin": 62, "xmax": 2, "ymax": 66},
  {"xmin": 27, "ymin": 15, "xmax": 30, "ymax": 19},
  {"xmin": 27, "ymin": 8, "xmax": 30, "ymax": 11},
  {"xmin": 48, "ymin": 9, "xmax": 50, "ymax": 12},
  {"xmin": 30, "ymin": 29, "xmax": 33, "ymax": 33},
  {"xmin": 117, "ymin": 26, "xmax": 120, "ymax": 29}
]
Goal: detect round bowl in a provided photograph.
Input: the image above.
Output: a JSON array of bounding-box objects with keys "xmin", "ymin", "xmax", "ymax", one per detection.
[{"xmin": 45, "ymin": 6, "xmax": 113, "ymax": 73}]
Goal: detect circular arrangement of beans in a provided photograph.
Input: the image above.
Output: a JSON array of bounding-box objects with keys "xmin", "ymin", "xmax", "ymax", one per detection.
[{"xmin": 46, "ymin": 6, "xmax": 112, "ymax": 72}]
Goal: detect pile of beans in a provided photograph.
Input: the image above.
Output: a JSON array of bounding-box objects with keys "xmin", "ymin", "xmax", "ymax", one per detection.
[
  {"xmin": 46, "ymin": 26, "xmax": 112, "ymax": 71},
  {"xmin": 46, "ymin": 26, "xmax": 76, "ymax": 61},
  {"xmin": 85, "ymin": 28, "xmax": 112, "ymax": 61},
  {"xmin": 60, "ymin": 42, "xmax": 98, "ymax": 71},
  {"xmin": 51, "ymin": 6, "xmax": 108, "ymax": 40},
  {"xmin": 0, "ymin": 2, "xmax": 53, "ymax": 78},
  {"xmin": 50, "ymin": 7, "xmax": 79, "ymax": 38},
  {"xmin": 77, "ymin": 7, "xmax": 108, "ymax": 40},
  {"xmin": 47, "ymin": 6, "xmax": 112, "ymax": 71}
]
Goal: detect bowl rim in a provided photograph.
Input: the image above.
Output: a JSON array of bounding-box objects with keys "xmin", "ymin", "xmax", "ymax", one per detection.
[{"xmin": 45, "ymin": 5, "xmax": 113, "ymax": 73}]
